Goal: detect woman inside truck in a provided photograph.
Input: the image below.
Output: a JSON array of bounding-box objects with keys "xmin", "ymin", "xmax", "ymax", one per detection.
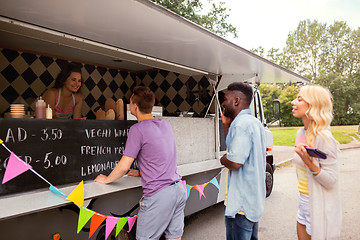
[{"xmin": 43, "ymin": 62, "xmax": 84, "ymax": 119}]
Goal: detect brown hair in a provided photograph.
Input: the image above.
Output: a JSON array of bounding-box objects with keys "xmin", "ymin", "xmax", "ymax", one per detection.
[
  {"xmin": 54, "ymin": 62, "xmax": 83, "ymax": 90},
  {"xmin": 131, "ymin": 86, "xmax": 155, "ymax": 114}
]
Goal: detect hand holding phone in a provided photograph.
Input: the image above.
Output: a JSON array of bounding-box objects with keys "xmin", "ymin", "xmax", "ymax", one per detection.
[{"xmin": 304, "ymin": 147, "xmax": 327, "ymax": 159}]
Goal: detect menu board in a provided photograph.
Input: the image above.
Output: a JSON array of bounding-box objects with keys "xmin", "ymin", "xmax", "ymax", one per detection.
[{"xmin": 0, "ymin": 119, "xmax": 136, "ymax": 196}]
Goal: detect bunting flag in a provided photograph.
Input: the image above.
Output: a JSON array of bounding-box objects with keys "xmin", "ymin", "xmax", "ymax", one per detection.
[
  {"xmin": 198, "ymin": 184, "xmax": 205, "ymax": 199},
  {"xmin": 105, "ymin": 216, "xmax": 119, "ymax": 240},
  {"xmin": 66, "ymin": 181, "xmax": 84, "ymax": 207},
  {"xmin": 209, "ymin": 177, "xmax": 220, "ymax": 190},
  {"xmin": 186, "ymin": 184, "xmax": 191, "ymax": 200},
  {"xmin": 49, "ymin": 185, "xmax": 68, "ymax": 198},
  {"xmin": 115, "ymin": 217, "xmax": 128, "ymax": 237},
  {"xmin": 77, "ymin": 207, "xmax": 95, "ymax": 234},
  {"xmin": 89, "ymin": 212, "xmax": 107, "ymax": 238},
  {"xmin": 0, "ymin": 140, "xmax": 225, "ymax": 238},
  {"xmin": 2, "ymin": 152, "xmax": 32, "ymax": 184},
  {"xmin": 191, "ymin": 184, "xmax": 206, "ymax": 199},
  {"xmin": 127, "ymin": 215, "xmax": 137, "ymax": 233}
]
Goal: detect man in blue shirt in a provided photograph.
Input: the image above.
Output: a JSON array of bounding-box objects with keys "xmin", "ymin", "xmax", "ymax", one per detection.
[{"xmin": 220, "ymin": 82, "xmax": 266, "ymax": 240}]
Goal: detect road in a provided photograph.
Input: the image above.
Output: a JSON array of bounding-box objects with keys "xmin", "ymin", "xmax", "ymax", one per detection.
[{"xmin": 182, "ymin": 146, "xmax": 360, "ymax": 240}]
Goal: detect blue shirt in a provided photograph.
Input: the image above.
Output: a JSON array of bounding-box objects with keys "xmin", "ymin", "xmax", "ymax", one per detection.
[{"xmin": 225, "ymin": 109, "xmax": 266, "ymax": 222}]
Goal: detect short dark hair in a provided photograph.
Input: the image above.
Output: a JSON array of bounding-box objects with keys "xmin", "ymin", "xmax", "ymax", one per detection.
[
  {"xmin": 227, "ymin": 82, "xmax": 253, "ymax": 106},
  {"xmin": 54, "ymin": 62, "xmax": 83, "ymax": 89},
  {"xmin": 131, "ymin": 86, "xmax": 155, "ymax": 114}
]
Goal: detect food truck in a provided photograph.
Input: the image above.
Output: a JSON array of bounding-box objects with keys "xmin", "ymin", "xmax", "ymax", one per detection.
[{"xmin": 0, "ymin": 0, "xmax": 309, "ymax": 239}]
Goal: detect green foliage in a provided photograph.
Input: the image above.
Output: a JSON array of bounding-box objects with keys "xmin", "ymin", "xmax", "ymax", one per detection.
[
  {"xmin": 250, "ymin": 46, "xmax": 265, "ymax": 57},
  {"xmin": 277, "ymin": 85, "xmax": 302, "ymax": 126},
  {"xmin": 283, "ymin": 19, "xmax": 327, "ymax": 79},
  {"xmin": 150, "ymin": 0, "xmax": 237, "ymax": 38},
  {"xmin": 253, "ymin": 20, "xmax": 360, "ymax": 126},
  {"xmin": 316, "ymin": 72, "xmax": 360, "ymax": 125},
  {"xmin": 259, "ymin": 84, "xmax": 281, "ymax": 123}
]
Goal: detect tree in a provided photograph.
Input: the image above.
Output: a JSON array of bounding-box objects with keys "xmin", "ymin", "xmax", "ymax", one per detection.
[
  {"xmin": 277, "ymin": 85, "xmax": 302, "ymax": 126},
  {"xmin": 150, "ymin": 0, "xmax": 237, "ymax": 38},
  {"xmin": 250, "ymin": 46, "xmax": 265, "ymax": 58},
  {"xmin": 283, "ymin": 19, "xmax": 327, "ymax": 80},
  {"xmin": 322, "ymin": 21, "xmax": 352, "ymax": 76},
  {"xmin": 259, "ymin": 84, "xmax": 281, "ymax": 123},
  {"xmin": 347, "ymin": 27, "xmax": 360, "ymax": 76},
  {"xmin": 316, "ymin": 72, "xmax": 360, "ymax": 125},
  {"xmin": 266, "ymin": 48, "xmax": 283, "ymax": 65},
  {"xmin": 253, "ymin": 20, "xmax": 360, "ymax": 126}
]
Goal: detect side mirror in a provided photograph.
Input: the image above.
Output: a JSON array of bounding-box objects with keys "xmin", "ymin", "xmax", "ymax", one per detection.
[{"xmin": 273, "ymin": 100, "xmax": 280, "ymax": 119}]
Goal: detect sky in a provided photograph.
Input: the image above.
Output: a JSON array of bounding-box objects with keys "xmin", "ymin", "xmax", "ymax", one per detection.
[{"xmin": 215, "ymin": 0, "xmax": 360, "ymax": 52}]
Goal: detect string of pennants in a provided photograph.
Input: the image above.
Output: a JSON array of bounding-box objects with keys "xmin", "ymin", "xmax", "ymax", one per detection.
[{"xmin": 0, "ymin": 138, "xmax": 222, "ymax": 239}]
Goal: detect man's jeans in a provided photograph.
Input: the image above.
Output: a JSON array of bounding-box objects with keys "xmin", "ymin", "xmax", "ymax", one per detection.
[{"xmin": 225, "ymin": 214, "xmax": 259, "ymax": 240}]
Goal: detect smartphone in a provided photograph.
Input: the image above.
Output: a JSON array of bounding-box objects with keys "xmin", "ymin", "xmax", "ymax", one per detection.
[{"xmin": 304, "ymin": 147, "xmax": 327, "ymax": 159}]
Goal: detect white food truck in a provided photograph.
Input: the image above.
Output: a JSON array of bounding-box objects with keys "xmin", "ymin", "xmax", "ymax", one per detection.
[{"xmin": 0, "ymin": 0, "xmax": 309, "ymax": 239}]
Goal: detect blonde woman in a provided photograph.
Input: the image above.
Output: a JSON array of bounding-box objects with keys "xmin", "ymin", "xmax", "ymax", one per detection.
[{"xmin": 291, "ymin": 85, "xmax": 341, "ymax": 240}]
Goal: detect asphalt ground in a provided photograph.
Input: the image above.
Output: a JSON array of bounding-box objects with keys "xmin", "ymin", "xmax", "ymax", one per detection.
[{"xmin": 182, "ymin": 140, "xmax": 360, "ymax": 240}]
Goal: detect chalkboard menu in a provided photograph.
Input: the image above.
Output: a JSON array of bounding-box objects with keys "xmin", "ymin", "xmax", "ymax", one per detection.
[{"xmin": 0, "ymin": 119, "xmax": 136, "ymax": 196}]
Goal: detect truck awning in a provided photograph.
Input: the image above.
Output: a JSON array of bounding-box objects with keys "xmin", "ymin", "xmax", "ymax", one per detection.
[{"xmin": 0, "ymin": 0, "xmax": 309, "ymax": 85}]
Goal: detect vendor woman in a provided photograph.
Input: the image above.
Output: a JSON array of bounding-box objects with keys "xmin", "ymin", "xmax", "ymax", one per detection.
[{"xmin": 43, "ymin": 62, "xmax": 84, "ymax": 119}]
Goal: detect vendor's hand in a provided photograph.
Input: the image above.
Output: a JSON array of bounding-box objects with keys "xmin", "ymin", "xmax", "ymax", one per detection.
[
  {"xmin": 295, "ymin": 144, "xmax": 311, "ymax": 162},
  {"xmin": 94, "ymin": 174, "xmax": 109, "ymax": 184},
  {"xmin": 127, "ymin": 169, "xmax": 140, "ymax": 177},
  {"xmin": 222, "ymin": 114, "xmax": 232, "ymax": 127}
]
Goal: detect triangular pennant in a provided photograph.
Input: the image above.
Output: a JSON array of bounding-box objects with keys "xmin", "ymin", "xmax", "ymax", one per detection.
[
  {"xmin": 127, "ymin": 215, "xmax": 137, "ymax": 233},
  {"xmin": 192, "ymin": 184, "xmax": 206, "ymax": 199},
  {"xmin": 105, "ymin": 216, "xmax": 119, "ymax": 240},
  {"xmin": 0, "ymin": 139, "xmax": 3, "ymax": 144},
  {"xmin": 182, "ymin": 180, "xmax": 187, "ymax": 196},
  {"xmin": 89, "ymin": 212, "xmax": 107, "ymax": 238},
  {"xmin": 198, "ymin": 184, "xmax": 205, "ymax": 199},
  {"xmin": 204, "ymin": 182, "xmax": 209, "ymax": 187},
  {"xmin": 77, "ymin": 207, "xmax": 95, "ymax": 234},
  {"xmin": 209, "ymin": 177, "xmax": 220, "ymax": 190},
  {"xmin": 49, "ymin": 185, "xmax": 68, "ymax": 198},
  {"xmin": 186, "ymin": 184, "xmax": 191, "ymax": 200},
  {"xmin": 2, "ymin": 152, "xmax": 32, "ymax": 184},
  {"xmin": 66, "ymin": 181, "xmax": 84, "ymax": 207},
  {"xmin": 115, "ymin": 217, "xmax": 128, "ymax": 237}
]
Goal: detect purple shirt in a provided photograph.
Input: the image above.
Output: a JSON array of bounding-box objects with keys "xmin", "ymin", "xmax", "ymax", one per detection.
[{"xmin": 123, "ymin": 118, "xmax": 181, "ymax": 197}]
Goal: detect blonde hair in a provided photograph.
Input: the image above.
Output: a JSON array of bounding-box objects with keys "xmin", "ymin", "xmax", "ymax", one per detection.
[{"xmin": 300, "ymin": 85, "xmax": 333, "ymax": 146}]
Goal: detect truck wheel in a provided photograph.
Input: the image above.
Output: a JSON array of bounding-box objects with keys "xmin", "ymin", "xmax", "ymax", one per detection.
[{"xmin": 265, "ymin": 163, "xmax": 274, "ymax": 197}]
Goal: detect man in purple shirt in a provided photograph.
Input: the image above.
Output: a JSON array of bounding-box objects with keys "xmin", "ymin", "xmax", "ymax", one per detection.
[{"xmin": 95, "ymin": 86, "xmax": 186, "ymax": 240}]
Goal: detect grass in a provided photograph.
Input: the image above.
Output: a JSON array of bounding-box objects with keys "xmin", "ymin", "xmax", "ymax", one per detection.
[{"xmin": 270, "ymin": 125, "xmax": 359, "ymax": 146}]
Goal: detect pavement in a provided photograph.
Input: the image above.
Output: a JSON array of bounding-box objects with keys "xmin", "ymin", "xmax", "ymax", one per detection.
[{"xmin": 182, "ymin": 139, "xmax": 360, "ymax": 240}]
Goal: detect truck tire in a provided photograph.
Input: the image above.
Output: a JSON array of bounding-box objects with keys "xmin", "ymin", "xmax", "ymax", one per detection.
[{"xmin": 265, "ymin": 163, "xmax": 274, "ymax": 198}]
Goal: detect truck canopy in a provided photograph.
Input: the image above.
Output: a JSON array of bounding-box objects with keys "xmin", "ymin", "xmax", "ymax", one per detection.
[{"xmin": 0, "ymin": 0, "xmax": 309, "ymax": 90}]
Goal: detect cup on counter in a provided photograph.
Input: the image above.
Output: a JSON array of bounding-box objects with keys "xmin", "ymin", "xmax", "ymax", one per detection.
[{"xmin": 10, "ymin": 104, "xmax": 25, "ymax": 118}]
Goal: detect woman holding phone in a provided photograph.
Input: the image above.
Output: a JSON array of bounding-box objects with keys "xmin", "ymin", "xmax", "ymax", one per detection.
[{"xmin": 291, "ymin": 85, "xmax": 341, "ymax": 240}]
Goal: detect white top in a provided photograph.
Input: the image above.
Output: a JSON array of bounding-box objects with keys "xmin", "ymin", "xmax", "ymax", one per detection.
[{"xmin": 306, "ymin": 129, "xmax": 342, "ymax": 239}]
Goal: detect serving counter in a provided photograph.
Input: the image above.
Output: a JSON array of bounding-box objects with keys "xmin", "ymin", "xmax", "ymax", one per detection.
[{"xmin": 0, "ymin": 117, "xmax": 223, "ymax": 223}]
